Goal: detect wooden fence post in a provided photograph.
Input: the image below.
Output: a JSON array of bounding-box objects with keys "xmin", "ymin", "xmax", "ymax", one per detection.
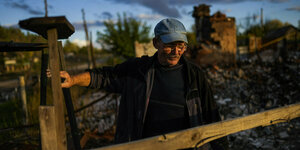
[
  {"xmin": 39, "ymin": 106, "xmax": 58, "ymax": 150},
  {"xmin": 58, "ymin": 41, "xmax": 82, "ymax": 150},
  {"xmin": 19, "ymin": 76, "xmax": 29, "ymax": 124},
  {"xmin": 19, "ymin": 16, "xmax": 74, "ymax": 150},
  {"xmin": 47, "ymin": 28, "xmax": 67, "ymax": 150}
]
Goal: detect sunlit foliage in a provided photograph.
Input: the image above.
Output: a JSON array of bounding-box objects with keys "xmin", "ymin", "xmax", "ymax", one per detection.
[{"xmin": 97, "ymin": 13, "xmax": 151, "ymax": 59}]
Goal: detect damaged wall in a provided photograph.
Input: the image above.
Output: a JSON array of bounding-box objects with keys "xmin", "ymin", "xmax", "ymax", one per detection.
[
  {"xmin": 210, "ymin": 12, "xmax": 237, "ymax": 54},
  {"xmin": 249, "ymin": 36, "xmax": 262, "ymax": 53},
  {"xmin": 193, "ymin": 4, "xmax": 237, "ymax": 55},
  {"xmin": 134, "ymin": 41, "xmax": 156, "ymax": 57},
  {"xmin": 262, "ymin": 25, "xmax": 300, "ymax": 51}
]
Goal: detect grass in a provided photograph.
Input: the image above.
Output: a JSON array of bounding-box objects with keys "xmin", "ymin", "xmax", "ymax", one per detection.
[
  {"xmin": 0, "ymin": 98, "xmax": 23, "ymax": 128},
  {"xmin": 0, "ymin": 74, "xmax": 93, "ymax": 149},
  {"xmin": 0, "ymin": 54, "xmax": 108, "ymax": 149},
  {"xmin": 0, "ymin": 82, "xmax": 41, "ymax": 147}
]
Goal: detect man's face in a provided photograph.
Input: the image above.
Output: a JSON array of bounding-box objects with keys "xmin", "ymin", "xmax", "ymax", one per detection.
[{"xmin": 155, "ymin": 39, "xmax": 186, "ymax": 67}]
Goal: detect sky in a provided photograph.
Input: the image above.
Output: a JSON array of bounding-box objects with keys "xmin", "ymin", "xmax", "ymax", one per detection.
[{"xmin": 0, "ymin": 0, "xmax": 299, "ymax": 48}]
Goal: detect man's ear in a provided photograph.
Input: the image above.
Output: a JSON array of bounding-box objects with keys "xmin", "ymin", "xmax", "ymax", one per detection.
[{"xmin": 153, "ymin": 37, "xmax": 159, "ymax": 49}]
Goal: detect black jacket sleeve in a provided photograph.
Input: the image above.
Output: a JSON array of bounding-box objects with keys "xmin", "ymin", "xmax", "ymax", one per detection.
[{"xmin": 87, "ymin": 57, "xmax": 144, "ymax": 93}]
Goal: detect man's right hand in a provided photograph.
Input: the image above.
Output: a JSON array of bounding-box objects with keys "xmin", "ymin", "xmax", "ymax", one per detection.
[
  {"xmin": 60, "ymin": 71, "xmax": 74, "ymax": 88},
  {"xmin": 47, "ymin": 69, "xmax": 91, "ymax": 88}
]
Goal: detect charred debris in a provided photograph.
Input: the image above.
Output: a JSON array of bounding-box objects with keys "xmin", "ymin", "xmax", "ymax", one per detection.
[
  {"xmin": 187, "ymin": 4, "xmax": 300, "ymax": 149},
  {"xmin": 78, "ymin": 5, "xmax": 300, "ymax": 149}
]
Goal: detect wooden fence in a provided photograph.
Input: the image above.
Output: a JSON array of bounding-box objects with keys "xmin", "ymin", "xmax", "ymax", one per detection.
[{"xmin": 94, "ymin": 103, "xmax": 300, "ymax": 150}]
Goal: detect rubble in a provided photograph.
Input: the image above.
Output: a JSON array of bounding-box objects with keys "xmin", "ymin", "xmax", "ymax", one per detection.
[
  {"xmin": 205, "ymin": 51, "xmax": 300, "ymax": 149},
  {"xmin": 75, "ymin": 51, "xmax": 300, "ymax": 149}
]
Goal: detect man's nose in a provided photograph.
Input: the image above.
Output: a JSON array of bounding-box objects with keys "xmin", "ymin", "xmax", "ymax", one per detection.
[{"xmin": 170, "ymin": 47, "xmax": 180, "ymax": 55}]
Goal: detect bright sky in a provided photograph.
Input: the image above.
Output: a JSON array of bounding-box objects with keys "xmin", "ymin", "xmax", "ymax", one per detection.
[{"xmin": 0, "ymin": 0, "xmax": 299, "ymax": 47}]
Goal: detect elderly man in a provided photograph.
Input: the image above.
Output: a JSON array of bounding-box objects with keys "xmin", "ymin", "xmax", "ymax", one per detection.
[{"xmin": 60, "ymin": 18, "xmax": 228, "ymax": 149}]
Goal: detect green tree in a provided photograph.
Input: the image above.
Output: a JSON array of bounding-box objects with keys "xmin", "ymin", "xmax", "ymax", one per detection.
[
  {"xmin": 0, "ymin": 26, "xmax": 45, "ymax": 43},
  {"xmin": 0, "ymin": 25, "xmax": 46, "ymax": 72},
  {"xmin": 186, "ymin": 24, "xmax": 197, "ymax": 48},
  {"xmin": 186, "ymin": 32, "xmax": 197, "ymax": 47},
  {"xmin": 78, "ymin": 46, "xmax": 88, "ymax": 55},
  {"xmin": 240, "ymin": 19, "xmax": 291, "ymax": 38},
  {"xmin": 246, "ymin": 24, "xmax": 264, "ymax": 37},
  {"xmin": 263, "ymin": 19, "xmax": 290, "ymax": 33},
  {"xmin": 63, "ymin": 40, "xmax": 80, "ymax": 54},
  {"xmin": 97, "ymin": 13, "xmax": 151, "ymax": 59}
]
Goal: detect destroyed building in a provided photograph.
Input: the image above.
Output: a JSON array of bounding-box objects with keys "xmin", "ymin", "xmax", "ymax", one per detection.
[
  {"xmin": 238, "ymin": 25, "xmax": 300, "ymax": 62},
  {"xmin": 134, "ymin": 41, "xmax": 156, "ymax": 57},
  {"xmin": 262, "ymin": 25, "xmax": 299, "ymax": 51},
  {"xmin": 246, "ymin": 25, "xmax": 299, "ymax": 54},
  {"xmin": 193, "ymin": 4, "xmax": 237, "ymax": 55}
]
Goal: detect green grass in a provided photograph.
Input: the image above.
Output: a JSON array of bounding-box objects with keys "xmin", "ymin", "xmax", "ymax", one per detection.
[
  {"xmin": 0, "ymin": 66, "xmax": 96, "ymax": 149},
  {"xmin": 0, "ymin": 98, "xmax": 23, "ymax": 128},
  {"xmin": 0, "ymin": 82, "xmax": 40, "ymax": 147}
]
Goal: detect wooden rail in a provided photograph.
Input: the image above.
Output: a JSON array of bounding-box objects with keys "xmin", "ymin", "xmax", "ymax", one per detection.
[
  {"xmin": 260, "ymin": 32, "xmax": 297, "ymax": 50},
  {"xmin": 94, "ymin": 103, "xmax": 300, "ymax": 150},
  {"xmin": 0, "ymin": 41, "xmax": 47, "ymax": 52}
]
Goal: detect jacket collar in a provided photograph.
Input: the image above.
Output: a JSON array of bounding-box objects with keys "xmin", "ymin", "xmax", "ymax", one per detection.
[
  {"xmin": 137, "ymin": 52, "xmax": 196, "ymax": 86},
  {"xmin": 137, "ymin": 53, "xmax": 157, "ymax": 80}
]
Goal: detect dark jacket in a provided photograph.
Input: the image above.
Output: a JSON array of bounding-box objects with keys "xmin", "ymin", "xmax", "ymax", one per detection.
[{"xmin": 88, "ymin": 53, "xmax": 228, "ymax": 149}]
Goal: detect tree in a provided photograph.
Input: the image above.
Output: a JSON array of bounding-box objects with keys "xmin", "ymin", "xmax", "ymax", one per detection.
[
  {"xmin": 186, "ymin": 24, "xmax": 197, "ymax": 48},
  {"xmin": 0, "ymin": 26, "xmax": 45, "ymax": 43},
  {"xmin": 186, "ymin": 32, "xmax": 197, "ymax": 47},
  {"xmin": 97, "ymin": 13, "xmax": 151, "ymax": 59},
  {"xmin": 0, "ymin": 25, "xmax": 46, "ymax": 72},
  {"xmin": 245, "ymin": 24, "xmax": 264, "ymax": 37},
  {"xmin": 241, "ymin": 19, "xmax": 291, "ymax": 37},
  {"xmin": 263, "ymin": 19, "xmax": 290, "ymax": 33},
  {"xmin": 63, "ymin": 40, "xmax": 80, "ymax": 54}
]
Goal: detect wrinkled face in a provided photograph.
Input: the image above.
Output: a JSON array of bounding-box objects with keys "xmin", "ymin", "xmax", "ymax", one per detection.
[{"xmin": 154, "ymin": 38, "xmax": 187, "ymax": 67}]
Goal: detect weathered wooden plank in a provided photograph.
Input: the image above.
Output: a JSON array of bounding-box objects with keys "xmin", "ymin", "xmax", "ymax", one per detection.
[
  {"xmin": 80, "ymin": 131, "xmax": 91, "ymax": 148},
  {"xmin": 19, "ymin": 76, "xmax": 28, "ymax": 124},
  {"xmin": 0, "ymin": 42, "xmax": 47, "ymax": 52},
  {"xmin": 58, "ymin": 41, "xmax": 66, "ymax": 70},
  {"xmin": 47, "ymin": 28, "xmax": 67, "ymax": 150},
  {"xmin": 58, "ymin": 41, "xmax": 82, "ymax": 150},
  {"xmin": 94, "ymin": 103, "xmax": 300, "ymax": 150},
  {"xmin": 39, "ymin": 106, "xmax": 58, "ymax": 150},
  {"xmin": 19, "ymin": 16, "xmax": 74, "ymax": 39}
]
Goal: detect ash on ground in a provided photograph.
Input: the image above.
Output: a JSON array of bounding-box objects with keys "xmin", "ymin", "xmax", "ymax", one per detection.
[
  {"xmin": 77, "ymin": 51, "xmax": 300, "ymax": 149},
  {"xmin": 205, "ymin": 51, "xmax": 300, "ymax": 150}
]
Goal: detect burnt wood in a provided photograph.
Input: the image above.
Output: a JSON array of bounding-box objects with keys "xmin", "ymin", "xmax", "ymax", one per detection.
[
  {"xmin": 19, "ymin": 16, "xmax": 74, "ymax": 39},
  {"xmin": 58, "ymin": 41, "xmax": 81, "ymax": 150},
  {"xmin": 40, "ymin": 49, "xmax": 48, "ymax": 106},
  {"xmin": 0, "ymin": 41, "xmax": 48, "ymax": 52}
]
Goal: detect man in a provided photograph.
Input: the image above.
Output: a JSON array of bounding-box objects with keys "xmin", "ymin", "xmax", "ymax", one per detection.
[{"xmin": 60, "ymin": 18, "xmax": 228, "ymax": 149}]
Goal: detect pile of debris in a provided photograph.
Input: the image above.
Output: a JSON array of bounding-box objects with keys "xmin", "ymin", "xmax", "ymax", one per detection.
[
  {"xmin": 204, "ymin": 51, "xmax": 300, "ymax": 149},
  {"xmin": 76, "ymin": 51, "xmax": 300, "ymax": 149},
  {"xmin": 73, "ymin": 92, "xmax": 118, "ymax": 148}
]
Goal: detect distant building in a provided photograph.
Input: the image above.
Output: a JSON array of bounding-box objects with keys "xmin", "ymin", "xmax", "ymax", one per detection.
[
  {"xmin": 193, "ymin": 4, "xmax": 236, "ymax": 55},
  {"xmin": 134, "ymin": 41, "xmax": 156, "ymax": 57},
  {"xmin": 262, "ymin": 25, "xmax": 299, "ymax": 51},
  {"xmin": 238, "ymin": 25, "xmax": 299, "ymax": 62},
  {"xmin": 192, "ymin": 4, "xmax": 236, "ymax": 65},
  {"xmin": 248, "ymin": 36, "xmax": 262, "ymax": 53},
  {"xmin": 4, "ymin": 57, "xmax": 17, "ymax": 72}
]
